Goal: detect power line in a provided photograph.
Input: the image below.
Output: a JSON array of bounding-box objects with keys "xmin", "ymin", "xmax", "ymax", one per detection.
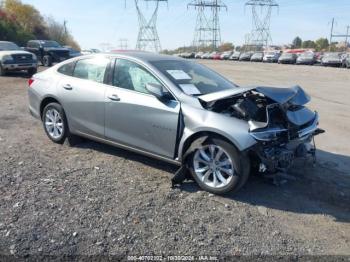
[
  {"xmin": 245, "ymin": 0, "xmax": 279, "ymax": 51},
  {"xmin": 188, "ymin": 0, "xmax": 227, "ymax": 51}
]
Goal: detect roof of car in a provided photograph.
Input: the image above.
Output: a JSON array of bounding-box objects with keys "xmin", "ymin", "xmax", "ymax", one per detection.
[{"xmin": 105, "ymin": 51, "xmax": 184, "ymax": 62}]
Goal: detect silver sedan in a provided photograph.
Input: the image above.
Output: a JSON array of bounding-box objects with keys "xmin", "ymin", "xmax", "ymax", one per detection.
[{"xmin": 28, "ymin": 52, "xmax": 323, "ymax": 194}]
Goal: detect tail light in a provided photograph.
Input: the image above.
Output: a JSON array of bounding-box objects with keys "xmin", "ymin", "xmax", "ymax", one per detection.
[{"xmin": 28, "ymin": 78, "xmax": 34, "ymax": 87}]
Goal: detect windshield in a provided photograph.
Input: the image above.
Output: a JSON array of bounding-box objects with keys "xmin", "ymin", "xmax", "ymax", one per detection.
[
  {"xmin": 253, "ymin": 53, "xmax": 263, "ymax": 57},
  {"xmin": 151, "ymin": 60, "xmax": 237, "ymax": 96},
  {"xmin": 324, "ymin": 53, "xmax": 340, "ymax": 58},
  {"xmin": 281, "ymin": 53, "xmax": 293, "ymax": 58},
  {"xmin": 0, "ymin": 42, "xmax": 20, "ymax": 51},
  {"xmin": 300, "ymin": 52, "xmax": 314, "ymax": 58},
  {"xmin": 41, "ymin": 41, "xmax": 61, "ymax": 48}
]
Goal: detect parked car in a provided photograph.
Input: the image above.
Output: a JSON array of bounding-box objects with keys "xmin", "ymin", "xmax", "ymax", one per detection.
[
  {"xmin": 220, "ymin": 51, "xmax": 233, "ymax": 60},
  {"xmin": 201, "ymin": 52, "xmax": 211, "ymax": 59},
  {"xmin": 81, "ymin": 49, "xmax": 101, "ymax": 55},
  {"xmin": 212, "ymin": 52, "xmax": 222, "ymax": 60},
  {"xmin": 278, "ymin": 53, "xmax": 297, "ymax": 64},
  {"xmin": 342, "ymin": 53, "xmax": 350, "ymax": 68},
  {"xmin": 315, "ymin": 52, "xmax": 323, "ymax": 64},
  {"xmin": 229, "ymin": 52, "xmax": 241, "ymax": 61},
  {"xmin": 263, "ymin": 51, "xmax": 280, "ymax": 63},
  {"xmin": 64, "ymin": 46, "xmax": 83, "ymax": 58},
  {"xmin": 208, "ymin": 51, "xmax": 219, "ymax": 59},
  {"xmin": 250, "ymin": 52, "xmax": 264, "ymax": 62},
  {"xmin": 195, "ymin": 52, "xmax": 204, "ymax": 59},
  {"xmin": 296, "ymin": 52, "xmax": 316, "ymax": 65},
  {"xmin": 26, "ymin": 40, "xmax": 70, "ymax": 67},
  {"xmin": 0, "ymin": 41, "xmax": 37, "ymax": 76},
  {"xmin": 180, "ymin": 52, "xmax": 195, "ymax": 59},
  {"xmin": 321, "ymin": 52, "xmax": 343, "ymax": 67},
  {"xmin": 341, "ymin": 53, "xmax": 350, "ymax": 68},
  {"xmin": 28, "ymin": 52, "xmax": 323, "ymax": 194},
  {"xmin": 239, "ymin": 52, "xmax": 253, "ymax": 61}
]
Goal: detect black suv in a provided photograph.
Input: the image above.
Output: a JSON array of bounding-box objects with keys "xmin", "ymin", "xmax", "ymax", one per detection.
[{"xmin": 26, "ymin": 40, "xmax": 70, "ymax": 67}]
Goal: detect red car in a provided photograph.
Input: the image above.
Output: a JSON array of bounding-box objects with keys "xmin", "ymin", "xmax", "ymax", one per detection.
[{"xmin": 212, "ymin": 53, "xmax": 222, "ymax": 60}]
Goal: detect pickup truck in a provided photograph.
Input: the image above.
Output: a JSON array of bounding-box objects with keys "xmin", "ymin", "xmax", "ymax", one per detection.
[
  {"xmin": 0, "ymin": 41, "xmax": 38, "ymax": 76},
  {"xmin": 26, "ymin": 40, "xmax": 70, "ymax": 67}
]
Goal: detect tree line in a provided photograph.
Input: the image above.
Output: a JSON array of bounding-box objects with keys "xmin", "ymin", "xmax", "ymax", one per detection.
[
  {"xmin": 0, "ymin": 0, "xmax": 80, "ymax": 49},
  {"xmin": 291, "ymin": 36, "xmax": 348, "ymax": 52}
]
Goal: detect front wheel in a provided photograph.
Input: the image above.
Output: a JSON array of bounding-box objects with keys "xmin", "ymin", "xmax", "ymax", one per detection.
[
  {"xmin": 27, "ymin": 67, "xmax": 37, "ymax": 76},
  {"xmin": 188, "ymin": 137, "xmax": 250, "ymax": 195},
  {"xmin": 42, "ymin": 55, "xmax": 53, "ymax": 67}
]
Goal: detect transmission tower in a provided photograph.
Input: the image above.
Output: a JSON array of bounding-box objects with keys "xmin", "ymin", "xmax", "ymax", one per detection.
[
  {"xmin": 119, "ymin": 38, "xmax": 129, "ymax": 50},
  {"xmin": 188, "ymin": 0, "xmax": 227, "ymax": 51},
  {"xmin": 134, "ymin": 0, "xmax": 167, "ymax": 52},
  {"xmin": 245, "ymin": 0, "xmax": 278, "ymax": 50}
]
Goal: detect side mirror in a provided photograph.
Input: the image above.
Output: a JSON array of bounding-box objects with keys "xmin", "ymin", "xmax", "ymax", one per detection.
[{"xmin": 145, "ymin": 83, "xmax": 169, "ymax": 100}]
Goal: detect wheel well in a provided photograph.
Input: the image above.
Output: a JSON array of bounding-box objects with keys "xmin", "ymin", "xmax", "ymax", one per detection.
[
  {"xmin": 40, "ymin": 97, "xmax": 60, "ymax": 118},
  {"xmin": 181, "ymin": 131, "xmax": 238, "ymax": 160}
]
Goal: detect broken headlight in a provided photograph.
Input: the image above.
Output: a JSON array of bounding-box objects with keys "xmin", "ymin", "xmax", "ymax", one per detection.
[{"xmin": 250, "ymin": 128, "xmax": 287, "ymax": 141}]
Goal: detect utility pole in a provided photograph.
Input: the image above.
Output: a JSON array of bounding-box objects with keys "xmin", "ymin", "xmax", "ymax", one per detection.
[
  {"xmin": 329, "ymin": 18, "xmax": 335, "ymax": 51},
  {"xmin": 63, "ymin": 20, "xmax": 67, "ymax": 35},
  {"xmin": 245, "ymin": 0, "xmax": 279, "ymax": 51},
  {"xmin": 133, "ymin": 0, "xmax": 168, "ymax": 53},
  {"xmin": 329, "ymin": 18, "xmax": 350, "ymax": 51},
  {"xmin": 188, "ymin": 0, "xmax": 227, "ymax": 51}
]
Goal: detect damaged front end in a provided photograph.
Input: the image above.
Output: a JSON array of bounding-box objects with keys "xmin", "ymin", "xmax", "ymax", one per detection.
[{"xmin": 199, "ymin": 85, "xmax": 325, "ymax": 174}]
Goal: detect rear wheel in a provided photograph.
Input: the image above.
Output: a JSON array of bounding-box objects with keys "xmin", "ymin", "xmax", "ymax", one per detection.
[
  {"xmin": 42, "ymin": 103, "xmax": 68, "ymax": 144},
  {"xmin": 42, "ymin": 55, "xmax": 53, "ymax": 67},
  {"xmin": 188, "ymin": 137, "xmax": 250, "ymax": 195},
  {"xmin": 0, "ymin": 64, "xmax": 6, "ymax": 76}
]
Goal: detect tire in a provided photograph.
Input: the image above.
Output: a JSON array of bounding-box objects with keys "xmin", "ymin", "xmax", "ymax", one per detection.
[
  {"xmin": 188, "ymin": 137, "xmax": 250, "ymax": 195},
  {"xmin": 42, "ymin": 103, "xmax": 68, "ymax": 144},
  {"xmin": 42, "ymin": 55, "xmax": 53, "ymax": 67},
  {"xmin": 27, "ymin": 67, "xmax": 37, "ymax": 76},
  {"xmin": 0, "ymin": 64, "xmax": 6, "ymax": 76}
]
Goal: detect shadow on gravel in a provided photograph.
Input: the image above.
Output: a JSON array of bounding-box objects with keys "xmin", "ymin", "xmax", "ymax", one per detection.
[
  {"xmin": 3, "ymin": 71, "xmax": 31, "ymax": 79},
  {"xmin": 184, "ymin": 149, "xmax": 350, "ymax": 223},
  {"xmin": 75, "ymin": 140, "xmax": 179, "ymax": 174},
  {"xmin": 75, "ymin": 140, "xmax": 350, "ymax": 223}
]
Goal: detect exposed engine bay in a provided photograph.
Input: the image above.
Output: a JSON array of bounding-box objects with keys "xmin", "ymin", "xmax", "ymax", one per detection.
[{"xmin": 199, "ymin": 85, "xmax": 325, "ymax": 174}]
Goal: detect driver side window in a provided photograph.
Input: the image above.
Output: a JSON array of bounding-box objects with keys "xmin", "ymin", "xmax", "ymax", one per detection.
[{"xmin": 113, "ymin": 59, "xmax": 161, "ymax": 95}]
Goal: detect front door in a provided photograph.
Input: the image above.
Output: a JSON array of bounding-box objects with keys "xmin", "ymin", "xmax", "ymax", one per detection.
[{"xmin": 105, "ymin": 58, "xmax": 180, "ymax": 159}]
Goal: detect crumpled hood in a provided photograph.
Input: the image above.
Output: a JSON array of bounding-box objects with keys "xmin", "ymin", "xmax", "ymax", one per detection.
[{"xmin": 199, "ymin": 85, "xmax": 310, "ymax": 106}]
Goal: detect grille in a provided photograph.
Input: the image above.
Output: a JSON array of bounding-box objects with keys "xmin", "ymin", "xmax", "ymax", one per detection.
[{"xmin": 11, "ymin": 54, "xmax": 34, "ymax": 63}]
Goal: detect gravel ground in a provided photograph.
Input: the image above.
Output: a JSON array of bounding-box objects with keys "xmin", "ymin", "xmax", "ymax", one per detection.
[{"xmin": 0, "ymin": 62, "xmax": 349, "ymax": 260}]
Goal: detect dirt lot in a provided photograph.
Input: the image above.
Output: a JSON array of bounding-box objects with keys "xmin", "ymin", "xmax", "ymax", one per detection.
[{"xmin": 0, "ymin": 61, "xmax": 350, "ymax": 259}]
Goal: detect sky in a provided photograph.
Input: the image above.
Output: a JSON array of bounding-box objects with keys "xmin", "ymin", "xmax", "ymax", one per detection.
[{"xmin": 23, "ymin": 0, "xmax": 350, "ymax": 50}]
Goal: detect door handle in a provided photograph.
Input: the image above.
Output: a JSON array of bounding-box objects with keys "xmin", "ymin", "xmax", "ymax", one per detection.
[
  {"xmin": 63, "ymin": 84, "xmax": 73, "ymax": 90},
  {"xmin": 108, "ymin": 94, "xmax": 121, "ymax": 101}
]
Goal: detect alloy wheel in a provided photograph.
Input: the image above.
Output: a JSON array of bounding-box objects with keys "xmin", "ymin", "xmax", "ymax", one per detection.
[
  {"xmin": 193, "ymin": 145, "xmax": 235, "ymax": 189},
  {"xmin": 44, "ymin": 108, "xmax": 64, "ymax": 139}
]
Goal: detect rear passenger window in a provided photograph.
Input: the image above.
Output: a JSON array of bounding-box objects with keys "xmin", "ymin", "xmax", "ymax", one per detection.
[
  {"xmin": 73, "ymin": 58, "xmax": 109, "ymax": 83},
  {"xmin": 58, "ymin": 62, "xmax": 75, "ymax": 76}
]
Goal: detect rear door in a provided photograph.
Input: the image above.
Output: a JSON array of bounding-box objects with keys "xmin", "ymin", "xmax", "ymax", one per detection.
[
  {"xmin": 58, "ymin": 57, "xmax": 110, "ymax": 137},
  {"xmin": 104, "ymin": 58, "xmax": 180, "ymax": 158}
]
